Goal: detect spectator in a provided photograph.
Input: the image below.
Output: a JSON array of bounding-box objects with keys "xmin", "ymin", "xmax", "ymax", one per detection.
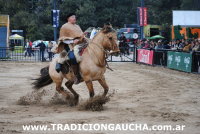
[
  {"xmin": 173, "ymin": 39, "xmax": 181, "ymax": 50},
  {"xmin": 155, "ymin": 40, "xmax": 163, "ymax": 50},
  {"xmin": 170, "ymin": 40, "xmax": 177, "ymax": 50},
  {"xmin": 168, "ymin": 41, "xmax": 173, "ymax": 48},
  {"xmin": 119, "ymin": 33, "xmax": 129, "ymax": 55},
  {"xmin": 149, "ymin": 40, "xmax": 155, "ymax": 49},
  {"xmin": 179, "ymin": 39, "xmax": 185, "ymax": 49},
  {"xmin": 29, "ymin": 40, "xmax": 34, "ymax": 56},
  {"xmin": 162, "ymin": 40, "xmax": 171, "ymax": 49},
  {"xmin": 47, "ymin": 41, "xmax": 53, "ymax": 61},
  {"xmin": 36, "ymin": 40, "xmax": 46, "ymax": 62},
  {"xmin": 119, "ymin": 33, "xmax": 126, "ymax": 44},
  {"xmin": 142, "ymin": 40, "xmax": 150, "ymax": 49},
  {"xmin": 192, "ymin": 39, "xmax": 200, "ymax": 72},
  {"xmin": 136, "ymin": 39, "xmax": 142, "ymax": 48},
  {"xmin": 24, "ymin": 39, "xmax": 31, "ymax": 57},
  {"xmin": 183, "ymin": 40, "xmax": 192, "ymax": 52},
  {"xmin": 138, "ymin": 39, "xmax": 146, "ymax": 49},
  {"xmin": 192, "ymin": 39, "xmax": 200, "ymax": 52}
]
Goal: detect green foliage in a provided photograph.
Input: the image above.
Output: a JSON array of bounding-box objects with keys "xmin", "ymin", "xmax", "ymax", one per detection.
[{"xmin": 0, "ymin": 0, "xmax": 198, "ymax": 40}]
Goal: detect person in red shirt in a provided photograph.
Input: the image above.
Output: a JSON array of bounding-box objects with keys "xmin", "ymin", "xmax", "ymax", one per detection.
[{"xmin": 29, "ymin": 41, "xmax": 34, "ymax": 56}]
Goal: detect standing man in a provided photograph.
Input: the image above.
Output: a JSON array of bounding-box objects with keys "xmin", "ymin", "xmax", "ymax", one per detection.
[
  {"xmin": 119, "ymin": 33, "xmax": 127, "ymax": 46},
  {"xmin": 24, "ymin": 39, "xmax": 31, "ymax": 57},
  {"xmin": 36, "ymin": 40, "xmax": 46, "ymax": 62},
  {"xmin": 56, "ymin": 13, "xmax": 87, "ymax": 84},
  {"xmin": 119, "ymin": 33, "xmax": 127, "ymax": 54}
]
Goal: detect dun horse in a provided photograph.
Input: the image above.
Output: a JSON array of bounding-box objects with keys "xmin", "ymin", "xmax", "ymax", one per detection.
[{"xmin": 33, "ymin": 24, "xmax": 120, "ymax": 105}]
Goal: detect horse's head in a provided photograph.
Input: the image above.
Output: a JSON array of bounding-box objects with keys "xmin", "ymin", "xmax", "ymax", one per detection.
[{"xmin": 101, "ymin": 23, "xmax": 120, "ymax": 55}]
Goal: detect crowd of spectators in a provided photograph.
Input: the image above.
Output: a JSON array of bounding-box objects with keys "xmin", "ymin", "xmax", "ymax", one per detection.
[{"xmin": 136, "ymin": 38, "xmax": 200, "ymax": 52}]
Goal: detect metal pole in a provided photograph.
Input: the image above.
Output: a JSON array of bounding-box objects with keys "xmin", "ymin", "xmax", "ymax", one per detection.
[
  {"xmin": 53, "ymin": 0, "xmax": 57, "ymax": 41},
  {"xmin": 140, "ymin": 0, "xmax": 144, "ymax": 39}
]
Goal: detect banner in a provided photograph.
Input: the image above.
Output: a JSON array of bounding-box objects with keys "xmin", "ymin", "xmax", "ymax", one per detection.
[
  {"xmin": 138, "ymin": 7, "xmax": 148, "ymax": 26},
  {"xmin": 167, "ymin": 51, "xmax": 192, "ymax": 72},
  {"xmin": 139, "ymin": 7, "xmax": 143, "ymax": 26},
  {"xmin": 137, "ymin": 49, "xmax": 154, "ymax": 65},
  {"xmin": 52, "ymin": 10, "xmax": 60, "ymax": 28},
  {"xmin": 143, "ymin": 7, "xmax": 147, "ymax": 26}
]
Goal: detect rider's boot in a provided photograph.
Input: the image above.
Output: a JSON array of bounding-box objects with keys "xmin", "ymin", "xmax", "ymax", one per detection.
[{"xmin": 56, "ymin": 50, "xmax": 68, "ymax": 73}]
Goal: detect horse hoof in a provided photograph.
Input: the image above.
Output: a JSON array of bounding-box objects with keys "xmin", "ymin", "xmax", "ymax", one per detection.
[
  {"xmin": 67, "ymin": 95, "xmax": 79, "ymax": 107},
  {"xmin": 73, "ymin": 96, "xmax": 79, "ymax": 106},
  {"xmin": 66, "ymin": 95, "xmax": 71, "ymax": 100}
]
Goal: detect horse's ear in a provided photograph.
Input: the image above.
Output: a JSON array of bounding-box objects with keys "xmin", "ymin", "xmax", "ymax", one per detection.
[{"xmin": 102, "ymin": 23, "xmax": 113, "ymax": 33}]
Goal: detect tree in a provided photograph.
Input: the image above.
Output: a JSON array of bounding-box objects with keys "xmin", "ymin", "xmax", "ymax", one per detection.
[{"xmin": 0, "ymin": 0, "xmax": 198, "ymax": 40}]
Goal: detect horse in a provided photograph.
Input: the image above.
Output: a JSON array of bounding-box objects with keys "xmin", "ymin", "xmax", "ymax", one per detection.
[{"xmin": 32, "ymin": 24, "xmax": 120, "ymax": 105}]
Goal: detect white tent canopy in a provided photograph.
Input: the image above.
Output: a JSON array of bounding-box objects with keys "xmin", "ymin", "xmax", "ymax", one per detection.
[
  {"xmin": 9, "ymin": 34, "xmax": 24, "ymax": 39},
  {"xmin": 9, "ymin": 34, "xmax": 24, "ymax": 46}
]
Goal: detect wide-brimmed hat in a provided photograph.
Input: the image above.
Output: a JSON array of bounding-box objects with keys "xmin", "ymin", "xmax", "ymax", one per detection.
[{"xmin": 67, "ymin": 13, "xmax": 76, "ymax": 19}]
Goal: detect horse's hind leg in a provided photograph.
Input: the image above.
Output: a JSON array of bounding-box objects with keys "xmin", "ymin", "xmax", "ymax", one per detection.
[
  {"xmin": 98, "ymin": 77, "xmax": 109, "ymax": 97},
  {"xmin": 56, "ymin": 82, "xmax": 71, "ymax": 99},
  {"xmin": 85, "ymin": 81, "xmax": 95, "ymax": 98},
  {"xmin": 65, "ymin": 81, "xmax": 79, "ymax": 105}
]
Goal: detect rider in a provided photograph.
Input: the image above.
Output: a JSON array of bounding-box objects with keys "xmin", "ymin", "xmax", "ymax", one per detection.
[{"xmin": 55, "ymin": 13, "xmax": 87, "ymax": 84}]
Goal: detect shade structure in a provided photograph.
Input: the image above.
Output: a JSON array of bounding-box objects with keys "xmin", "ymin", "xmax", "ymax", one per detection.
[
  {"xmin": 9, "ymin": 34, "xmax": 24, "ymax": 40},
  {"xmin": 149, "ymin": 35, "xmax": 165, "ymax": 39}
]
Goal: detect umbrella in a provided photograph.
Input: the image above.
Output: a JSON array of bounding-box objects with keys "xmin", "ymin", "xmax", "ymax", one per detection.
[{"xmin": 149, "ymin": 35, "xmax": 165, "ymax": 39}]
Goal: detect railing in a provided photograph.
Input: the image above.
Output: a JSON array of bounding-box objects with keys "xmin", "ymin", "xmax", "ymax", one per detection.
[
  {"xmin": 107, "ymin": 46, "xmax": 137, "ymax": 62},
  {"xmin": 192, "ymin": 51, "xmax": 200, "ymax": 73},
  {"xmin": 135, "ymin": 47, "xmax": 200, "ymax": 73},
  {"xmin": 0, "ymin": 47, "xmax": 54, "ymax": 62},
  {"xmin": 0, "ymin": 46, "xmax": 199, "ymax": 73}
]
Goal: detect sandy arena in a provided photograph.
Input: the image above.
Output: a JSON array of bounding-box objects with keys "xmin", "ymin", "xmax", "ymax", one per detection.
[{"xmin": 0, "ymin": 62, "xmax": 200, "ymax": 134}]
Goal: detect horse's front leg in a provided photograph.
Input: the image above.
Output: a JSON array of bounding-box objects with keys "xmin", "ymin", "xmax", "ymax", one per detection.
[
  {"xmin": 85, "ymin": 81, "xmax": 95, "ymax": 98},
  {"xmin": 98, "ymin": 76, "xmax": 109, "ymax": 97}
]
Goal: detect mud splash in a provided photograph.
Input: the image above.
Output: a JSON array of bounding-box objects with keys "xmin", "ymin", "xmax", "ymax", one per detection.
[
  {"xmin": 17, "ymin": 90, "xmax": 47, "ymax": 105},
  {"xmin": 78, "ymin": 90, "xmax": 116, "ymax": 111}
]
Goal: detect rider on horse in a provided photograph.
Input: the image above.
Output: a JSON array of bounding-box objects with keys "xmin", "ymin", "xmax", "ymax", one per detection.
[{"xmin": 55, "ymin": 13, "xmax": 87, "ymax": 84}]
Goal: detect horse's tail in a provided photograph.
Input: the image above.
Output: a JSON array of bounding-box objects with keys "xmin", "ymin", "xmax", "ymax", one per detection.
[{"xmin": 32, "ymin": 66, "xmax": 53, "ymax": 90}]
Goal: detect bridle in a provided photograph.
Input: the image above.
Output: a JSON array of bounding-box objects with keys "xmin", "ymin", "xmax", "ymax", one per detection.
[
  {"xmin": 90, "ymin": 32, "xmax": 118, "ymax": 57},
  {"xmin": 90, "ymin": 32, "xmax": 118, "ymax": 71}
]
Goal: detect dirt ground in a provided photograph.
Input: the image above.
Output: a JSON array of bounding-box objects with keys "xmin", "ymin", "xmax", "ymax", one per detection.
[{"xmin": 0, "ymin": 62, "xmax": 200, "ymax": 134}]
